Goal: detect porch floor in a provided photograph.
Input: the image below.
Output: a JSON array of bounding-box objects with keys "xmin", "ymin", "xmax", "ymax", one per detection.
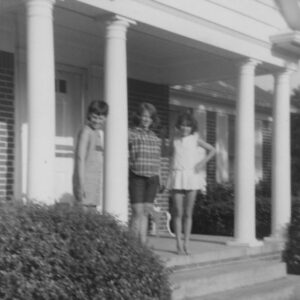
[
  {"xmin": 148, "ymin": 234, "xmax": 237, "ymax": 258},
  {"xmin": 148, "ymin": 233, "xmax": 286, "ymax": 269}
]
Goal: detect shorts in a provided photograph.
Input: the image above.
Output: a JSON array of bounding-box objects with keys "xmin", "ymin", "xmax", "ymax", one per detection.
[{"xmin": 129, "ymin": 171, "xmax": 159, "ymax": 204}]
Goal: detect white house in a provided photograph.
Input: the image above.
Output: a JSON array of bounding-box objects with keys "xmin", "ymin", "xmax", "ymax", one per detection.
[{"xmin": 0, "ymin": 0, "xmax": 300, "ymax": 246}]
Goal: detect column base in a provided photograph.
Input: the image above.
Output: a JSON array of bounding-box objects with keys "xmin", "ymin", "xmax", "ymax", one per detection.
[
  {"xmin": 264, "ymin": 236, "xmax": 286, "ymax": 247},
  {"xmin": 226, "ymin": 239, "xmax": 263, "ymax": 248}
]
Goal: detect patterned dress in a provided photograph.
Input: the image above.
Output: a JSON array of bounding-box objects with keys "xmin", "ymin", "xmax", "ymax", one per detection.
[{"xmin": 73, "ymin": 125, "xmax": 104, "ymax": 206}]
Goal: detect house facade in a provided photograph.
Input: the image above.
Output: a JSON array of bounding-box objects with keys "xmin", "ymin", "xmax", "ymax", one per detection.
[{"xmin": 1, "ymin": 0, "xmax": 300, "ymax": 246}]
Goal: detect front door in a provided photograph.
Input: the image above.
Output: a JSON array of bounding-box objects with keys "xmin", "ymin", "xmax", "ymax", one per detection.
[{"xmin": 55, "ymin": 70, "xmax": 83, "ymax": 203}]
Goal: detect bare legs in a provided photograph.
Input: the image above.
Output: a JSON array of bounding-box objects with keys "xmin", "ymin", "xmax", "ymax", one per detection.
[
  {"xmin": 130, "ymin": 203, "xmax": 152, "ymax": 244},
  {"xmin": 173, "ymin": 192, "xmax": 184, "ymax": 254},
  {"xmin": 183, "ymin": 190, "xmax": 197, "ymax": 254},
  {"xmin": 129, "ymin": 173, "xmax": 159, "ymax": 244},
  {"xmin": 173, "ymin": 190, "xmax": 197, "ymax": 255}
]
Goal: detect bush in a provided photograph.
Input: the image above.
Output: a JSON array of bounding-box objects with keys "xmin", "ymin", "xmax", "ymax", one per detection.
[
  {"xmin": 191, "ymin": 183, "xmax": 271, "ymax": 239},
  {"xmin": 192, "ymin": 184, "xmax": 234, "ymax": 236},
  {"xmin": 0, "ymin": 202, "xmax": 171, "ymax": 300},
  {"xmin": 283, "ymin": 200, "xmax": 300, "ymax": 275},
  {"xmin": 255, "ymin": 196, "xmax": 271, "ymax": 239}
]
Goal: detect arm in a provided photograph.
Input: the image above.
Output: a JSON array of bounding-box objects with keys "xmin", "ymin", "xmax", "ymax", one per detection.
[
  {"xmin": 157, "ymin": 137, "xmax": 164, "ymax": 192},
  {"xmin": 164, "ymin": 137, "xmax": 174, "ymax": 191},
  {"xmin": 128, "ymin": 128, "xmax": 134, "ymax": 143},
  {"xmin": 74, "ymin": 128, "xmax": 89, "ymax": 202},
  {"xmin": 195, "ymin": 137, "xmax": 216, "ymax": 173}
]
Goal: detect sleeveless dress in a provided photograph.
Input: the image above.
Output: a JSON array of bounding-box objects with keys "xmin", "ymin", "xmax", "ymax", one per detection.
[
  {"xmin": 73, "ymin": 125, "xmax": 104, "ymax": 207},
  {"xmin": 169, "ymin": 133, "xmax": 206, "ymax": 191}
]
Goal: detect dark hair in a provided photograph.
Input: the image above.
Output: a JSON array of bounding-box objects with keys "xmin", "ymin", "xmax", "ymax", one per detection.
[
  {"xmin": 132, "ymin": 102, "xmax": 160, "ymax": 129},
  {"xmin": 175, "ymin": 112, "xmax": 198, "ymax": 134},
  {"xmin": 87, "ymin": 100, "xmax": 109, "ymax": 119}
]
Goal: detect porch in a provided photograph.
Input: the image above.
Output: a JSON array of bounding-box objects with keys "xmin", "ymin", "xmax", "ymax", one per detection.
[
  {"xmin": 148, "ymin": 234, "xmax": 300, "ymax": 300},
  {"xmin": 0, "ymin": 0, "xmax": 299, "ymax": 248}
]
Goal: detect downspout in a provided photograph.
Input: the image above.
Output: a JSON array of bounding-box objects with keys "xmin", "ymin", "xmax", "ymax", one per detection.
[{"xmin": 275, "ymin": 0, "xmax": 300, "ymax": 30}]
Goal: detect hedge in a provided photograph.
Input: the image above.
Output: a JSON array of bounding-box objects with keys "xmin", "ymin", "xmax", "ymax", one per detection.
[
  {"xmin": 283, "ymin": 201, "xmax": 300, "ymax": 275},
  {"xmin": 188, "ymin": 183, "xmax": 300, "ymax": 274},
  {"xmin": 191, "ymin": 183, "xmax": 271, "ymax": 239},
  {"xmin": 0, "ymin": 202, "xmax": 171, "ymax": 300}
]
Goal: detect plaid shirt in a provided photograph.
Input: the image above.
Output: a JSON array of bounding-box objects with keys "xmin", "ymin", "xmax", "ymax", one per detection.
[{"xmin": 129, "ymin": 127, "xmax": 161, "ymax": 177}]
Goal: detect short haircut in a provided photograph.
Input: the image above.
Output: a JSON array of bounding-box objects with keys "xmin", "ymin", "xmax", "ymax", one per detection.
[
  {"xmin": 87, "ymin": 100, "xmax": 109, "ymax": 119},
  {"xmin": 175, "ymin": 112, "xmax": 198, "ymax": 134},
  {"xmin": 132, "ymin": 102, "xmax": 160, "ymax": 129}
]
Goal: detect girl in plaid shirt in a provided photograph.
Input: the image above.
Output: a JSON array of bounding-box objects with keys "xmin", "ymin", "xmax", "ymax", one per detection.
[{"xmin": 129, "ymin": 103, "xmax": 162, "ymax": 244}]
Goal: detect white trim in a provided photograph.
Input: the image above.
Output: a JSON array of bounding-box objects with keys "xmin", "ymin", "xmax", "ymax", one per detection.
[{"xmin": 76, "ymin": 0, "xmax": 294, "ymax": 67}]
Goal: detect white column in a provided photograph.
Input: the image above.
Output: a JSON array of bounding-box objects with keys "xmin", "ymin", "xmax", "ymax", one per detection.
[
  {"xmin": 103, "ymin": 16, "xmax": 135, "ymax": 223},
  {"xmin": 26, "ymin": 0, "xmax": 56, "ymax": 204},
  {"xmin": 231, "ymin": 59, "xmax": 262, "ymax": 246},
  {"xmin": 270, "ymin": 69, "xmax": 292, "ymax": 240}
]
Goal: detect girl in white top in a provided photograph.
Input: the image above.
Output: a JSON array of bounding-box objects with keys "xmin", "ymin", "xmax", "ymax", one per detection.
[{"xmin": 168, "ymin": 112, "xmax": 216, "ymax": 255}]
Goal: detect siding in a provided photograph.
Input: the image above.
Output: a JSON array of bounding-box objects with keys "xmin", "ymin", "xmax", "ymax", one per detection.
[{"xmin": 128, "ymin": 78, "xmax": 169, "ymax": 135}]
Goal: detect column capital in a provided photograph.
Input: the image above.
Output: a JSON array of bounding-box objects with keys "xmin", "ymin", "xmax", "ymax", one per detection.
[
  {"xmin": 237, "ymin": 58, "xmax": 261, "ymax": 68},
  {"xmin": 236, "ymin": 58, "xmax": 261, "ymax": 77},
  {"xmin": 100, "ymin": 14, "xmax": 136, "ymax": 40},
  {"xmin": 24, "ymin": 0, "xmax": 55, "ymax": 18},
  {"xmin": 23, "ymin": 0, "xmax": 55, "ymax": 6},
  {"xmin": 106, "ymin": 14, "xmax": 136, "ymax": 26},
  {"xmin": 276, "ymin": 67, "xmax": 295, "ymax": 78},
  {"xmin": 274, "ymin": 67, "xmax": 294, "ymax": 86},
  {"xmin": 97, "ymin": 14, "xmax": 136, "ymax": 28}
]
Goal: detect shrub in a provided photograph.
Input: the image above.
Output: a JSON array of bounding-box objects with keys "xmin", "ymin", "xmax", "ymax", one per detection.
[
  {"xmin": 0, "ymin": 202, "xmax": 171, "ymax": 300},
  {"xmin": 192, "ymin": 184, "xmax": 234, "ymax": 236},
  {"xmin": 191, "ymin": 183, "xmax": 271, "ymax": 239},
  {"xmin": 283, "ymin": 200, "xmax": 300, "ymax": 275},
  {"xmin": 255, "ymin": 196, "xmax": 271, "ymax": 239}
]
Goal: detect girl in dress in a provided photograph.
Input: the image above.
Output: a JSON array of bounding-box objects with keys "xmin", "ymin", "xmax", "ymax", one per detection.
[
  {"xmin": 73, "ymin": 100, "xmax": 109, "ymax": 210},
  {"xmin": 168, "ymin": 112, "xmax": 216, "ymax": 255},
  {"xmin": 129, "ymin": 103, "xmax": 162, "ymax": 244}
]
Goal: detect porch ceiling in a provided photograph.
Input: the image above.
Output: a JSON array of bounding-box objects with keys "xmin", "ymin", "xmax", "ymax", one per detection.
[
  {"xmin": 6, "ymin": 0, "xmax": 272, "ymax": 85},
  {"xmin": 58, "ymin": 0, "xmax": 271, "ymax": 86}
]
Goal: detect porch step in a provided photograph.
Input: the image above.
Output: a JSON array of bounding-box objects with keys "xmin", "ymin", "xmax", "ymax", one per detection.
[
  {"xmin": 191, "ymin": 276, "xmax": 300, "ymax": 300},
  {"xmin": 171, "ymin": 259, "xmax": 287, "ymax": 300},
  {"xmin": 165, "ymin": 240, "xmax": 283, "ymax": 272}
]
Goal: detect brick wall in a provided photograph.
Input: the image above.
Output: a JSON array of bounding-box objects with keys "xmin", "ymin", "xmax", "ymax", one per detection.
[
  {"xmin": 228, "ymin": 114, "xmax": 235, "ymax": 182},
  {"xmin": 128, "ymin": 78, "xmax": 169, "ymax": 140},
  {"xmin": 0, "ymin": 51, "xmax": 14, "ymax": 201},
  {"xmin": 262, "ymin": 120, "xmax": 272, "ymax": 189},
  {"xmin": 206, "ymin": 111, "xmax": 217, "ymax": 187}
]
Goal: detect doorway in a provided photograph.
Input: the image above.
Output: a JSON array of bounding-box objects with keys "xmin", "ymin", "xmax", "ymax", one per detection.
[{"xmin": 54, "ymin": 69, "xmax": 84, "ymax": 203}]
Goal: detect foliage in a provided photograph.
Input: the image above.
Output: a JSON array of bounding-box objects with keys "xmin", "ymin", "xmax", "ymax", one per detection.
[
  {"xmin": 283, "ymin": 200, "xmax": 300, "ymax": 275},
  {"xmin": 0, "ymin": 202, "xmax": 171, "ymax": 300},
  {"xmin": 190, "ymin": 182, "xmax": 300, "ymax": 274},
  {"xmin": 192, "ymin": 184, "xmax": 234, "ymax": 236},
  {"xmin": 191, "ymin": 182, "xmax": 271, "ymax": 239},
  {"xmin": 291, "ymin": 112, "xmax": 300, "ymax": 196}
]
